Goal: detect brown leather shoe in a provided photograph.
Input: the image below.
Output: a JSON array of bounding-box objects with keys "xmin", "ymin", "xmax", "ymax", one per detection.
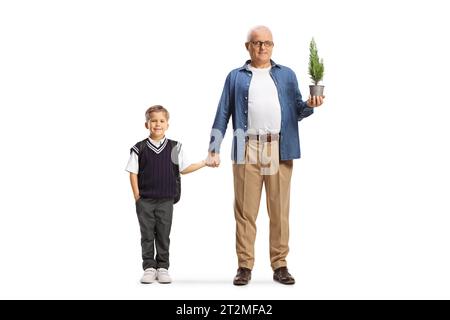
[
  {"xmin": 233, "ymin": 267, "xmax": 252, "ymax": 286},
  {"xmin": 273, "ymin": 266, "xmax": 295, "ymax": 285}
]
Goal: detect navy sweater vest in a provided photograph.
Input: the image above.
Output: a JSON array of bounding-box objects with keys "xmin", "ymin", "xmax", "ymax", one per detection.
[{"xmin": 132, "ymin": 139, "xmax": 180, "ymax": 202}]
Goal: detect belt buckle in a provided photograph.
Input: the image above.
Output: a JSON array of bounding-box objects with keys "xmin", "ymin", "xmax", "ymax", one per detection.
[
  {"xmin": 261, "ymin": 134, "xmax": 274, "ymax": 142},
  {"xmin": 246, "ymin": 133, "xmax": 277, "ymax": 142}
]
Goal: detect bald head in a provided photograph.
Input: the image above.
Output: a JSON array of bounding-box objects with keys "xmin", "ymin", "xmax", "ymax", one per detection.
[
  {"xmin": 245, "ymin": 25, "xmax": 274, "ymax": 68},
  {"xmin": 247, "ymin": 25, "xmax": 273, "ymax": 42}
]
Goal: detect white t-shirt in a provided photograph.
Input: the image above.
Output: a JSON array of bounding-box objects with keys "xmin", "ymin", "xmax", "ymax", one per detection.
[
  {"xmin": 247, "ymin": 65, "xmax": 282, "ymax": 135},
  {"xmin": 125, "ymin": 137, "xmax": 191, "ymax": 174}
]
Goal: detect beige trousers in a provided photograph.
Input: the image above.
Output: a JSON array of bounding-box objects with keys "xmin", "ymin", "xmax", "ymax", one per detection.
[{"xmin": 232, "ymin": 139, "xmax": 293, "ymax": 270}]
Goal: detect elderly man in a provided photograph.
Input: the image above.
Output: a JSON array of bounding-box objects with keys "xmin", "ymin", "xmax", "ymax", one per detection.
[{"xmin": 207, "ymin": 26, "xmax": 324, "ymax": 285}]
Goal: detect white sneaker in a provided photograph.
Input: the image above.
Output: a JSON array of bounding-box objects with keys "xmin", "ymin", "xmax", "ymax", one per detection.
[
  {"xmin": 140, "ymin": 268, "xmax": 157, "ymax": 284},
  {"xmin": 157, "ymin": 268, "xmax": 172, "ymax": 284}
]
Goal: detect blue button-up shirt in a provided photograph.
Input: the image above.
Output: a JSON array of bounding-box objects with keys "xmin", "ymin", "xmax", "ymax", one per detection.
[{"xmin": 209, "ymin": 60, "xmax": 314, "ymax": 163}]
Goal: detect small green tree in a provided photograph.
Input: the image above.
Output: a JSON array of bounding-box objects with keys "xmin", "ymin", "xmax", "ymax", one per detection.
[{"xmin": 308, "ymin": 38, "xmax": 324, "ymax": 85}]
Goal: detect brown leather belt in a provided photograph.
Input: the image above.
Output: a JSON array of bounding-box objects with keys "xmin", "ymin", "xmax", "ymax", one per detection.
[{"xmin": 246, "ymin": 133, "xmax": 280, "ymax": 142}]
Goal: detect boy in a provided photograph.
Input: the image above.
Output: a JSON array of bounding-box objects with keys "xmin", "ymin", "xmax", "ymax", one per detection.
[{"xmin": 125, "ymin": 105, "xmax": 205, "ymax": 284}]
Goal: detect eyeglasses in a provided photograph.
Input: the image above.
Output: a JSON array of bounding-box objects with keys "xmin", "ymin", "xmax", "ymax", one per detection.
[{"xmin": 249, "ymin": 41, "xmax": 274, "ymax": 48}]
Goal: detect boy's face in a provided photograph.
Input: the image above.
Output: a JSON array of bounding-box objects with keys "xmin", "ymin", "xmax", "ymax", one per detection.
[{"xmin": 145, "ymin": 111, "xmax": 168, "ymax": 139}]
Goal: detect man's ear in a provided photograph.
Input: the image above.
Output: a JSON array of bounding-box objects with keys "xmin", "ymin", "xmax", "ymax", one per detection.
[
  {"xmin": 245, "ymin": 42, "xmax": 250, "ymax": 51},
  {"xmin": 145, "ymin": 122, "xmax": 149, "ymax": 129}
]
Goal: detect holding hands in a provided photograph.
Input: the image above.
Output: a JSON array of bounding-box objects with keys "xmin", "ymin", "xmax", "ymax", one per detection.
[{"xmin": 206, "ymin": 152, "xmax": 220, "ymax": 168}]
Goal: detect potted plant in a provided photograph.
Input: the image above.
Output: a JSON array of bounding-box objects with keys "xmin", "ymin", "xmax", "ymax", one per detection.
[{"xmin": 308, "ymin": 37, "xmax": 325, "ymax": 96}]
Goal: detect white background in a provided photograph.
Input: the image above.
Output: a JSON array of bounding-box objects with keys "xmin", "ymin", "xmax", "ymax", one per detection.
[{"xmin": 1, "ymin": 0, "xmax": 450, "ymax": 299}]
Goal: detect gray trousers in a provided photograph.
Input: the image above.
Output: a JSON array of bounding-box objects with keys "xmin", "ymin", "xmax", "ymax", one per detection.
[{"xmin": 135, "ymin": 198, "xmax": 173, "ymax": 270}]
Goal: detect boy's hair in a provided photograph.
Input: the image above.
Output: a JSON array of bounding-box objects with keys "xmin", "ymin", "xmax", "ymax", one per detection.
[{"xmin": 145, "ymin": 105, "xmax": 170, "ymax": 121}]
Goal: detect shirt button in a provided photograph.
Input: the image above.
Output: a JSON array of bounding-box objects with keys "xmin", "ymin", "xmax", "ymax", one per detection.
[{"xmin": 245, "ymin": 97, "xmax": 248, "ymax": 100}]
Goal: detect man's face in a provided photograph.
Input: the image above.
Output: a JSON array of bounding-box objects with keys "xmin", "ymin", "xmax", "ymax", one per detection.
[{"xmin": 246, "ymin": 29, "xmax": 274, "ymax": 66}]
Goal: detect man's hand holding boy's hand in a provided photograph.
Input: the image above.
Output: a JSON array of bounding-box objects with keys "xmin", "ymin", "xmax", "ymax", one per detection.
[{"xmin": 206, "ymin": 152, "xmax": 220, "ymax": 167}]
